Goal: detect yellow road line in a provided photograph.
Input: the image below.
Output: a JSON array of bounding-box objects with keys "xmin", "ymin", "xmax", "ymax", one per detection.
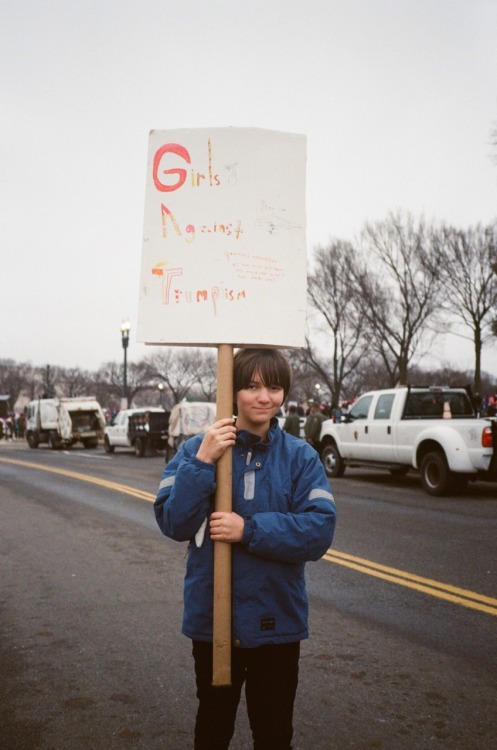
[
  {"xmin": 324, "ymin": 550, "xmax": 497, "ymax": 617},
  {"xmin": 0, "ymin": 456, "xmax": 155, "ymax": 502},
  {"xmin": 2, "ymin": 456, "xmax": 495, "ymax": 616}
]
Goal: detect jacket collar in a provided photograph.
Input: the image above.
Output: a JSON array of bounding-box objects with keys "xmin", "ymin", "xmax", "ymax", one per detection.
[{"xmin": 235, "ymin": 417, "xmax": 280, "ymax": 450}]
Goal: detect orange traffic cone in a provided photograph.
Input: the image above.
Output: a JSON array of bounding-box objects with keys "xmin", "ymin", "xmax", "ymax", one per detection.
[{"xmin": 443, "ymin": 401, "xmax": 452, "ymax": 419}]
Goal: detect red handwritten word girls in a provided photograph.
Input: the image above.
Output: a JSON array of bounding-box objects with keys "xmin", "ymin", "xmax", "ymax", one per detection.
[{"xmin": 153, "ymin": 139, "xmax": 220, "ymax": 192}]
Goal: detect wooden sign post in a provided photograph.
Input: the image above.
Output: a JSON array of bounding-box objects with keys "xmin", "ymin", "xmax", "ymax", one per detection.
[
  {"xmin": 212, "ymin": 343, "xmax": 234, "ymax": 685},
  {"xmin": 137, "ymin": 127, "xmax": 307, "ymax": 686}
]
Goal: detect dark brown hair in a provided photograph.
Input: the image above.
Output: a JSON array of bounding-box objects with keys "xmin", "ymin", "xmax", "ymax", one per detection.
[{"xmin": 233, "ymin": 348, "xmax": 291, "ymax": 403}]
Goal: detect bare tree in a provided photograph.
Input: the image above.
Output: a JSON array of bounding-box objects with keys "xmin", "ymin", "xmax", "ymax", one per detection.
[
  {"xmin": 144, "ymin": 347, "xmax": 205, "ymax": 406},
  {"xmin": 352, "ymin": 212, "xmax": 444, "ymax": 385},
  {"xmin": 284, "ymin": 347, "xmax": 332, "ymax": 404},
  {"xmin": 194, "ymin": 350, "xmax": 218, "ymax": 402},
  {"xmin": 306, "ymin": 241, "xmax": 369, "ymax": 403},
  {"xmin": 0, "ymin": 360, "xmax": 33, "ymax": 410},
  {"xmin": 96, "ymin": 360, "xmax": 149, "ymax": 407},
  {"xmin": 490, "ymin": 317, "xmax": 497, "ymax": 348},
  {"xmin": 437, "ymin": 222, "xmax": 497, "ymax": 393},
  {"xmin": 58, "ymin": 367, "xmax": 94, "ymax": 398}
]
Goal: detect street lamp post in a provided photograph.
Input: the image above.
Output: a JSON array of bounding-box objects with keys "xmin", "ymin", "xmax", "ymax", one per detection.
[
  {"xmin": 157, "ymin": 382, "xmax": 164, "ymax": 408},
  {"xmin": 120, "ymin": 320, "xmax": 131, "ymax": 408}
]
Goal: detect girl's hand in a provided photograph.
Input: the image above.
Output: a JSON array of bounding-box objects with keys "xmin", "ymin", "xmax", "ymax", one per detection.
[
  {"xmin": 195, "ymin": 418, "xmax": 236, "ymax": 464},
  {"xmin": 209, "ymin": 511, "xmax": 245, "ymax": 543}
]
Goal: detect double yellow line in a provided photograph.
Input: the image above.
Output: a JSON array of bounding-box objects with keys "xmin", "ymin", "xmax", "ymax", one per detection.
[
  {"xmin": 2, "ymin": 456, "xmax": 496, "ymax": 617},
  {"xmin": 324, "ymin": 550, "xmax": 497, "ymax": 617},
  {"xmin": 0, "ymin": 457, "xmax": 155, "ymax": 503}
]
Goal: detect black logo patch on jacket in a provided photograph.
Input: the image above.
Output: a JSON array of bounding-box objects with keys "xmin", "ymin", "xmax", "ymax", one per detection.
[{"xmin": 260, "ymin": 617, "xmax": 275, "ymax": 631}]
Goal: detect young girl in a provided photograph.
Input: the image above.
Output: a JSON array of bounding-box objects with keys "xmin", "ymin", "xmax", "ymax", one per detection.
[{"xmin": 154, "ymin": 348, "xmax": 336, "ymax": 750}]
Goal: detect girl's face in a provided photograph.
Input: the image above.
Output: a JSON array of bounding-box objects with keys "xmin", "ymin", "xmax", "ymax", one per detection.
[{"xmin": 235, "ymin": 369, "xmax": 285, "ymax": 437}]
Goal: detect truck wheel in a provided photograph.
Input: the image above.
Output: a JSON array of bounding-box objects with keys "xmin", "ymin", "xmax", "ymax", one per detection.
[
  {"xmin": 420, "ymin": 451, "xmax": 456, "ymax": 496},
  {"xmin": 321, "ymin": 443, "xmax": 345, "ymax": 478},
  {"xmin": 26, "ymin": 431, "xmax": 39, "ymax": 449},
  {"xmin": 83, "ymin": 439, "xmax": 98, "ymax": 449},
  {"xmin": 103, "ymin": 435, "xmax": 114, "ymax": 454},
  {"xmin": 135, "ymin": 437, "xmax": 145, "ymax": 457}
]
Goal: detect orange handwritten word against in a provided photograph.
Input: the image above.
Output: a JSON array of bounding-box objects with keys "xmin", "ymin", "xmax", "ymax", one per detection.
[
  {"xmin": 161, "ymin": 205, "xmax": 182, "ymax": 238},
  {"xmin": 201, "ymin": 221, "xmax": 243, "ymax": 238},
  {"xmin": 161, "ymin": 205, "xmax": 243, "ymax": 242}
]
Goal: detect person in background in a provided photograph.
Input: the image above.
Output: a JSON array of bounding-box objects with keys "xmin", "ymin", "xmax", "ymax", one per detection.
[
  {"xmin": 282, "ymin": 403, "xmax": 301, "ymax": 437},
  {"xmin": 304, "ymin": 400, "xmax": 325, "ymax": 455},
  {"xmin": 331, "ymin": 402, "xmax": 342, "ymax": 423},
  {"xmin": 153, "ymin": 348, "xmax": 336, "ymax": 750},
  {"xmin": 486, "ymin": 395, "xmax": 497, "ymax": 416}
]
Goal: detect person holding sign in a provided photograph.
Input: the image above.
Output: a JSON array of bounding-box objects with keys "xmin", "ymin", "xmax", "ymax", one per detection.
[{"xmin": 153, "ymin": 348, "xmax": 336, "ymax": 749}]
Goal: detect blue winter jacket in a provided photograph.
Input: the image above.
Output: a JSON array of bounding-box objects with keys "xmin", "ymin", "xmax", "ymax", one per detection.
[{"xmin": 154, "ymin": 418, "xmax": 336, "ymax": 648}]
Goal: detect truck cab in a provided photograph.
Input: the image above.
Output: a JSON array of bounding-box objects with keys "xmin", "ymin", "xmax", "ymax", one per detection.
[{"xmin": 104, "ymin": 409, "xmax": 138, "ymax": 452}]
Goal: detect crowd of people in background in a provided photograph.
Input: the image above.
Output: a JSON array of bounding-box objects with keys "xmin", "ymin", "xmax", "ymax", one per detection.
[
  {"xmin": 477, "ymin": 393, "xmax": 497, "ymax": 416},
  {"xmin": 0, "ymin": 413, "xmax": 26, "ymax": 440},
  {"xmin": 282, "ymin": 398, "xmax": 352, "ymax": 454},
  {"xmin": 283, "ymin": 399, "xmax": 352, "ymax": 422}
]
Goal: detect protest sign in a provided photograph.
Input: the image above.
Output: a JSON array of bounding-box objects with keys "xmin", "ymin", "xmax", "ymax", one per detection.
[
  {"xmin": 137, "ymin": 127, "xmax": 307, "ymax": 347},
  {"xmin": 138, "ymin": 127, "xmax": 307, "ymax": 686}
]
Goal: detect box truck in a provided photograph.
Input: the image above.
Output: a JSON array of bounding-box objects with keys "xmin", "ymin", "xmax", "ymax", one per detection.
[{"xmin": 26, "ymin": 397, "xmax": 106, "ymax": 449}]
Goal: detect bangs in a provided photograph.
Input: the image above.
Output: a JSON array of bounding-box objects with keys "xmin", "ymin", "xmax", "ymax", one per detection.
[{"xmin": 233, "ymin": 349, "xmax": 291, "ymax": 398}]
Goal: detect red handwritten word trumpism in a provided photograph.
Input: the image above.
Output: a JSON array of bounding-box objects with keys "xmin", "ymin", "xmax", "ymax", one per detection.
[{"xmin": 152, "ymin": 264, "xmax": 246, "ymax": 316}]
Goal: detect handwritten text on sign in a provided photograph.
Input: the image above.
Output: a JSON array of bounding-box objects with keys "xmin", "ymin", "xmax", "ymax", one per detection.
[{"xmin": 137, "ymin": 128, "xmax": 307, "ymax": 347}]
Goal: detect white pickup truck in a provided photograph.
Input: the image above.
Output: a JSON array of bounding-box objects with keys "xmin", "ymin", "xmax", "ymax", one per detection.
[
  {"xmin": 319, "ymin": 386, "xmax": 497, "ymax": 496},
  {"xmin": 104, "ymin": 407, "xmax": 167, "ymax": 455}
]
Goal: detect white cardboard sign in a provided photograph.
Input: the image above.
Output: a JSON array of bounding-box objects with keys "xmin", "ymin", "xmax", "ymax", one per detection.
[{"xmin": 137, "ymin": 127, "xmax": 307, "ymax": 347}]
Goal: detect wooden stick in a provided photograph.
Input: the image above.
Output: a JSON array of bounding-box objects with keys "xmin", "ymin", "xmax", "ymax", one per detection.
[{"xmin": 212, "ymin": 344, "xmax": 234, "ymax": 686}]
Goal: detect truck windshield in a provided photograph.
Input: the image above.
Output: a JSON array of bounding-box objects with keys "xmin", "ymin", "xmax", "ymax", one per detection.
[
  {"xmin": 404, "ymin": 391, "xmax": 474, "ymax": 419},
  {"xmin": 348, "ymin": 395, "xmax": 373, "ymax": 420}
]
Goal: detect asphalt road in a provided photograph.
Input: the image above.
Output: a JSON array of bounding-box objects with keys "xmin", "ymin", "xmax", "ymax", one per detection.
[{"xmin": 1, "ymin": 439, "xmax": 496, "ymax": 749}]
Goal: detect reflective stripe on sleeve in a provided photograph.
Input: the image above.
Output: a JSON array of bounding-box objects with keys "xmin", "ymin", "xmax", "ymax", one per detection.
[
  {"xmin": 309, "ymin": 488, "xmax": 334, "ymax": 503},
  {"xmin": 159, "ymin": 475, "xmax": 175, "ymax": 491}
]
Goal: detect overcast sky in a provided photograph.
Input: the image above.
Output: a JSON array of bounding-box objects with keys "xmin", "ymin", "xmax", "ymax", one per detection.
[{"xmin": 2, "ymin": 0, "xmax": 497, "ymax": 374}]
